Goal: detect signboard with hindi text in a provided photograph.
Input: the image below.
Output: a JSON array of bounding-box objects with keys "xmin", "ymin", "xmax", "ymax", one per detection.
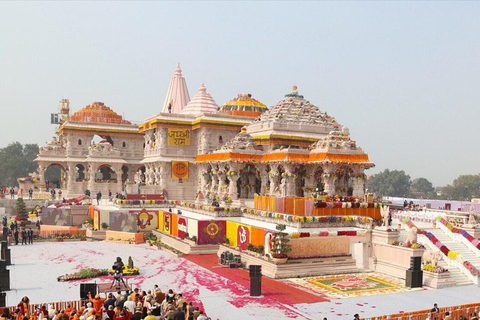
[
  {"xmin": 168, "ymin": 129, "xmax": 190, "ymax": 146},
  {"xmin": 172, "ymin": 161, "xmax": 189, "ymax": 179}
]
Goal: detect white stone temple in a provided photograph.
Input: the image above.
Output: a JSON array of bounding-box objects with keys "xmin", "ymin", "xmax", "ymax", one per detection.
[{"xmin": 34, "ymin": 65, "xmax": 374, "ymax": 199}]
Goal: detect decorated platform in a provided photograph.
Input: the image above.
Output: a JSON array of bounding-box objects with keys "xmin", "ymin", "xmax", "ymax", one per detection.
[{"xmin": 287, "ymin": 273, "xmax": 426, "ymax": 299}]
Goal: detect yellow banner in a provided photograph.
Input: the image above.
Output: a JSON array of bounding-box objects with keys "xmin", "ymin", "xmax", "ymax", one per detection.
[
  {"xmin": 168, "ymin": 129, "xmax": 190, "ymax": 146},
  {"xmin": 172, "ymin": 161, "xmax": 189, "ymax": 179}
]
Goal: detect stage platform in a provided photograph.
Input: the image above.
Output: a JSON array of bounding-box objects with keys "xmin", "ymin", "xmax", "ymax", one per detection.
[{"xmin": 96, "ymin": 281, "xmax": 131, "ymax": 293}]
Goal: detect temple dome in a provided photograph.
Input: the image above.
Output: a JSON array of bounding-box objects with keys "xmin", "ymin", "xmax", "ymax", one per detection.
[
  {"xmin": 180, "ymin": 83, "xmax": 219, "ymax": 115},
  {"xmin": 218, "ymin": 93, "xmax": 267, "ymax": 118},
  {"xmin": 69, "ymin": 102, "xmax": 131, "ymax": 124},
  {"xmin": 310, "ymin": 126, "xmax": 363, "ymax": 154},
  {"xmin": 220, "ymin": 127, "xmax": 263, "ymax": 152},
  {"xmin": 256, "ymin": 85, "xmax": 337, "ymax": 126}
]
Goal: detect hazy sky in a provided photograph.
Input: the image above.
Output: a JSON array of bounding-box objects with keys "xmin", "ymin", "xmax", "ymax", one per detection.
[{"xmin": 1, "ymin": 2, "xmax": 479, "ymax": 187}]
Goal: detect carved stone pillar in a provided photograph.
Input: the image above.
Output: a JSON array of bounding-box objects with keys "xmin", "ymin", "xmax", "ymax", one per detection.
[
  {"xmin": 228, "ymin": 175, "xmax": 239, "ymax": 200},
  {"xmin": 247, "ymin": 174, "xmax": 256, "ymax": 198},
  {"xmin": 321, "ymin": 163, "xmax": 338, "ymax": 196},
  {"xmin": 352, "ymin": 166, "xmax": 366, "ymax": 197},
  {"xmin": 304, "ymin": 164, "xmax": 315, "ymax": 191},
  {"xmin": 210, "ymin": 165, "xmax": 218, "ymax": 195},
  {"xmin": 38, "ymin": 165, "xmax": 46, "ymax": 186},
  {"xmin": 283, "ymin": 165, "xmax": 296, "ymax": 197},
  {"xmin": 268, "ymin": 163, "xmax": 279, "ymax": 196},
  {"xmin": 87, "ymin": 164, "xmax": 95, "ymax": 194},
  {"xmin": 114, "ymin": 165, "xmax": 123, "ymax": 193},
  {"xmin": 66, "ymin": 164, "xmax": 75, "ymax": 195}
]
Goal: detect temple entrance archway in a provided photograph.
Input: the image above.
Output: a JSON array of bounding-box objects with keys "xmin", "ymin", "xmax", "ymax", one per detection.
[
  {"xmin": 335, "ymin": 166, "xmax": 354, "ymax": 196},
  {"xmin": 314, "ymin": 167, "xmax": 325, "ymax": 193},
  {"xmin": 95, "ymin": 164, "xmax": 117, "ymax": 183},
  {"xmin": 121, "ymin": 165, "xmax": 129, "ymax": 184},
  {"xmin": 45, "ymin": 163, "xmax": 66, "ymax": 189},
  {"xmin": 75, "ymin": 164, "xmax": 86, "ymax": 181}
]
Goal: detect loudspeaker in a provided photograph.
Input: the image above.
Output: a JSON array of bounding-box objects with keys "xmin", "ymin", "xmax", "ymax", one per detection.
[
  {"xmin": 0, "ymin": 292, "xmax": 5, "ymax": 307},
  {"xmin": 80, "ymin": 283, "xmax": 97, "ymax": 300},
  {"xmin": 0, "ymin": 268, "xmax": 10, "ymax": 291},
  {"xmin": 249, "ymin": 265, "xmax": 262, "ymax": 277},
  {"xmin": 406, "ymin": 270, "xmax": 423, "ymax": 288},
  {"xmin": 410, "ymin": 256, "xmax": 421, "ymax": 271},
  {"xmin": 250, "ymin": 276, "xmax": 261, "ymax": 296}
]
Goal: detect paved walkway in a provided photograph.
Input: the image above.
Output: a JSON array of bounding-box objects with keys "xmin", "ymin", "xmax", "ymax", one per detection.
[{"xmin": 183, "ymin": 254, "xmax": 329, "ymax": 305}]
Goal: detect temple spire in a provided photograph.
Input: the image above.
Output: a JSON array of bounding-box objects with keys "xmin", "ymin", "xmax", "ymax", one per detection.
[
  {"xmin": 162, "ymin": 64, "xmax": 191, "ymax": 113},
  {"xmin": 180, "ymin": 82, "xmax": 218, "ymax": 115}
]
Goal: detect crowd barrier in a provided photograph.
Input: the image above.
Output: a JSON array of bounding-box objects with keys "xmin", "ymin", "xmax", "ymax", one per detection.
[
  {"xmin": 0, "ymin": 299, "xmax": 84, "ymax": 315},
  {"xmin": 361, "ymin": 302, "xmax": 480, "ymax": 320}
]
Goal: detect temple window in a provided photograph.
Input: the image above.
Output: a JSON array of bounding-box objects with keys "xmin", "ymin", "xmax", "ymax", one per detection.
[
  {"xmin": 78, "ymin": 139, "xmax": 82, "ymax": 146},
  {"xmin": 122, "ymin": 142, "xmax": 126, "ymax": 148},
  {"xmin": 219, "ymin": 136, "xmax": 223, "ymax": 144}
]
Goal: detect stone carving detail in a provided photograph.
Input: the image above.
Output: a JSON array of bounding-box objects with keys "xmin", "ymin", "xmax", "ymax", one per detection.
[{"xmin": 88, "ymin": 139, "xmax": 121, "ymax": 157}]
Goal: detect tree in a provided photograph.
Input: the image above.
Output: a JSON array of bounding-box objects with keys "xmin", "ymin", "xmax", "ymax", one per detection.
[
  {"xmin": 367, "ymin": 169, "xmax": 411, "ymax": 197},
  {"xmin": 410, "ymin": 177, "xmax": 435, "ymax": 199},
  {"xmin": 15, "ymin": 197, "xmax": 28, "ymax": 221},
  {"xmin": 441, "ymin": 174, "xmax": 480, "ymax": 201},
  {"xmin": 270, "ymin": 224, "xmax": 292, "ymax": 259},
  {"xmin": 0, "ymin": 142, "xmax": 39, "ymax": 187}
]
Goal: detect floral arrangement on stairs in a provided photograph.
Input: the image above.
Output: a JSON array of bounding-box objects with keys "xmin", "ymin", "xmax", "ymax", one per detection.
[
  {"xmin": 423, "ymin": 264, "xmax": 448, "ymax": 274},
  {"xmin": 57, "ymin": 268, "xmax": 108, "ymax": 281},
  {"xmin": 403, "ymin": 217, "xmax": 480, "ymax": 277},
  {"xmin": 437, "ymin": 217, "xmax": 480, "ymax": 249}
]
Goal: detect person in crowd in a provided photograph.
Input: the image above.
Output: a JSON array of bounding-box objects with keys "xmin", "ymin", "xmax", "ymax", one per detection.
[
  {"xmin": 431, "ymin": 303, "xmax": 440, "ymax": 320},
  {"xmin": 50, "ymin": 189, "xmax": 56, "ymax": 201},
  {"xmin": 104, "ymin": 293, "xmax": 116, "ymax": 310},
  {"xmin": 173, "ymin": 307, "xmax": 185, "ymax": 320},
  {"xmin": 14, "ymin": 227, "xmax": 19, "ymax": 245},
  {"xmin": 28, "ymin": 188, "xmax": 33, "ymax": 200},
  {"xmin": 163, "ymin": 306, "xmax": 175, "ymax": 320},
  {"xmin": 353, "ymin": 314, "xmax": 360, "ymax": 320},
  {"xmin": 96, "ymin": 191, "xmax": 102, "ymax": 205},
  {"xmin": 143, "ymin": 311, "xmax": 155, "ymax": 320},
  {"xmin": 106, "ymin": 306, "xmax": 115, "ymax": 320},
  {"xmin": 1, "ymin": 308, "xmax": 12, "ymax": 320},
  {"xmin": 58, "ymin": 190, "xmax": 62, "ymax": 200},
  {"xmin": 27, "ymin": 228, "xmax": 33, "ymax": 244},
  {"xmin": 175, "ymin": 294, "xmax": 186, "ymax": 308},
  {"xmin": 21, "ymin": 228, "xmax": 27, "ymax": 245},
  {"xmin": 17, "ymin": 297, "xmax": 30, "ymax": 316},
  {"xmin": 87, "ymin": 292, "xmax": 107, "ymax": 315},
  {"xmin": 130, "ymin": 308, "xmax": 143, "ymax": 320},
  {"xmin": 196, "ymin": 311, "xmax": 207, "ymax": 320},
  {"xmin": 123, "ymin": 297, "xmax": 136, "ymax": 315}
]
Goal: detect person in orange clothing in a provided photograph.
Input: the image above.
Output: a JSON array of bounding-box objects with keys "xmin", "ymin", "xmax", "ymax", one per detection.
[
  {"xmin": 64, "ymin": 304, "xmax": 74, "ymax": 315},
  {"xmin": 17, "ymin": 297, "xmax": 30, "ymax": 316},
  {"xmin": 87, "ymin": 292, "xmax": 107, "ymax": 315}
]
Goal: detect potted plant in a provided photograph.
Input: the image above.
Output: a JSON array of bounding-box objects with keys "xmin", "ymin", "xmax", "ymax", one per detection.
[
  {"xmin": 246, "ymin": 243, "xmax": 256, "ymax": 255},
  {"xmin": 256, "ymin": 245, "xmax": 264, "ymax": 257},
  {"xmin": 101, "ymin": 222, "xmax": 109, "ymax": 230},
  {"xmin": 270, "ymin": 224, "xmax": 292, "ymax": 264},
  {"xmin": 224, "ymin": 236, "xmax": 230, "ymax": 247}
]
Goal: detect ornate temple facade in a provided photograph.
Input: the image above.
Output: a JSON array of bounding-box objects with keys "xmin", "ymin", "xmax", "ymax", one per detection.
[
  {"xmin": 35, "ymin": 64, "xmax": 374, "ymax": 199},
  {"xmin": 35, "ymin": 101, "xmax": 144, "ymax": 195}
]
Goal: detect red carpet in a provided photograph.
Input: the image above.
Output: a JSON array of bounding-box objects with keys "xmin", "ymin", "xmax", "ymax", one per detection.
[{"xmin": 183, "ymin": 254, "xmax": 329, "ymax": 305}]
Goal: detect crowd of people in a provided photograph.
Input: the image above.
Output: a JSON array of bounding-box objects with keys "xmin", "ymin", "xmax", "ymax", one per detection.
[{"xmin": 4, "ymin": 286, "xmax": 210, "ymax": 320}]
